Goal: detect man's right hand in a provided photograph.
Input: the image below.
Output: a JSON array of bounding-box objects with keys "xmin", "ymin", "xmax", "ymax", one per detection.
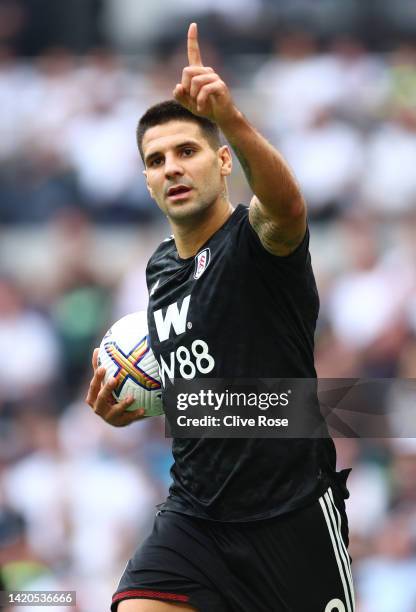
[{"xmin": 85, "ymin": 348, "xmax": 146, "ymax": 427}]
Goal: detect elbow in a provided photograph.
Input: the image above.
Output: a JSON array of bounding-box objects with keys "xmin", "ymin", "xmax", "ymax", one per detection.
[{"xmin": 283, "ymin": 195, "xmax": 306, "ymax": 222}]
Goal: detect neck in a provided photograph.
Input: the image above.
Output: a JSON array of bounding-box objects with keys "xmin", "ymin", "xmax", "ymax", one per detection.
[{"xmin": 171, "ymin": 198, "xmax": 234, "ymax": 259}]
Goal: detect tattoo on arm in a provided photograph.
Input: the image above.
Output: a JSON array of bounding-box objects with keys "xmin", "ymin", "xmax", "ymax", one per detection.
[{"xmin": 250, "ymin": 202, "xmax": 305, "ymax": 255}]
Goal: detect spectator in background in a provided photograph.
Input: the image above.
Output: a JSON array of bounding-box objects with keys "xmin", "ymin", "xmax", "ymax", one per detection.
[
  {"xmin": 0, "ymin": 0, "xmax": 26, "ymax": 53},
  {"xmin": 280, "ymin": 106, "xmax": 364, "ymax": 219},
  {"xmin": 23, "ymin": 48, "xmax": 83, "ymax": 145},
  {"xmin": 387, "ymin": 42, "xmax": 416, "ymax": 112},
  {"xmin": 0, "ymin": 44, "xmax": 29, "ymax": 163},
  {"xmin": 63, "ymin": 93, "xmax": 142, "ymax": 217},
  {"xmin": 360, "ymin": 108, "xmax": 416, "ymax": 215},
  {"xmin": 0, "ymin": 502, "xmax": 52, "ymax": 593},
  {"xmin": 355, "ymin": 508, "xmax": 416, "ymax": 612},
  {"xmin": 2, "ymin": 410, "xmax": 159, "ymax": 609},
  {"xmin": 326, "ymin": 218, "xmax": 415, "ymax": 375},
  {"xmin": 63, "ymin": 63, "xmax": 159, "ymax": 222},
  {"xmin": 102, "ymin": 0, "xmax": 261, "ymax": 52},
  {"xmin": 46, "ymin": 209, "xmax": 113, "ymax": 402},
  {"xmin": 328, "ymin": 35, "xmax": 389, "ymax": 124},
  {"xmin": 254, "ymin": 30, "xmax": 342, "ymax": 133},
  {"xmin": 0, "ymin": 277, "xmax": 60, "ymax": 405}
]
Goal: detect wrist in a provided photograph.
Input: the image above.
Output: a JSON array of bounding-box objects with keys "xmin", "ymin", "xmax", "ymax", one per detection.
[{"xmin": 215, "ymin": 105, "xmax": 244, "ymax": 133}]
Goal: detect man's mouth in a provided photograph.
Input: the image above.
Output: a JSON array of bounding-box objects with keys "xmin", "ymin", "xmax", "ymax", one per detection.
[{"xmin": 166, "ymin": 185, "xmax": 193, "ymax": 201}]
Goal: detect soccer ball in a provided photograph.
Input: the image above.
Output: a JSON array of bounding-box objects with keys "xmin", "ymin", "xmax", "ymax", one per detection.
[{"xmin": 97, "ymin": 311, "xmax": 163, "ymax": 417}]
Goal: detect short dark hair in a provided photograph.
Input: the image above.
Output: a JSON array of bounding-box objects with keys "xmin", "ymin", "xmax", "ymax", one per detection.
[{"xmin": 136, "ymin": 100, "xmax": 221, "ymax": 163}]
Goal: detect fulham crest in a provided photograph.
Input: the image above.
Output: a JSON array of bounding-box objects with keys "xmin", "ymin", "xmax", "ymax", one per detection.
[{"xmin": 194, "ymin": 248, "xmax": 211, "ymax": 279}]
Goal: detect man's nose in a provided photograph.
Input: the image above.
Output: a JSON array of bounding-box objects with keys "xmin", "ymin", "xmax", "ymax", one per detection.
[{"xmin": 164, "ymin": 155, "xmax": 184, "ymax": 179}]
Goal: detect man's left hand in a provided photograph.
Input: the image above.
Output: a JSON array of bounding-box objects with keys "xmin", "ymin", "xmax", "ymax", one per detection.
[{"xmin": 173, "ymin": 22, "xmax": 236, "ymax": 126}]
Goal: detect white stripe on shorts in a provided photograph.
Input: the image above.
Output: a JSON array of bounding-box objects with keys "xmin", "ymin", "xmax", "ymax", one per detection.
[
  {"xmin": 328, "ymin": 488, "xmax": 354, "ymax": 587},
  {"xmin": 319, "ymin": 490, "xmax": 355, "ymax": 612},
  {"xmin": 324, "ymin": 490, "xmax": 355, "ymax": 610}
]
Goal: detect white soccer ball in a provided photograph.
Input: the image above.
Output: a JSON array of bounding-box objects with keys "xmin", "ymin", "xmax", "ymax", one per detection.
[{"xmin": 97, "ymin": 311, "xmax": 163, "ymax": 417}]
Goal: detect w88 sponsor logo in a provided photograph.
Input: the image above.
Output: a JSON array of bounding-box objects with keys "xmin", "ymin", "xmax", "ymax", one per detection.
[
  {"xmin": 158, "ymin": 340, "xmax": 215, "ymax": 386},
  {"xmin": 152, "ymin": 295, "xmax": 215, "ymax": 385}
]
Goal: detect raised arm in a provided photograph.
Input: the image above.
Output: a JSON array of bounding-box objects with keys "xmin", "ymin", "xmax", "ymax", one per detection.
[{"xmin": 173, "ymin": 23, "xmax": 306, "ymax": 256}]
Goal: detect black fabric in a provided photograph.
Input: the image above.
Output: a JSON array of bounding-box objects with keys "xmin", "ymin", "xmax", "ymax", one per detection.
[
  {"xmin": 111, "ymin": 486, "xmax": 352, "ymax": 612},
  {"xmin": 146, "ymin": 205, "xmax": 337, "ymax": 521}
]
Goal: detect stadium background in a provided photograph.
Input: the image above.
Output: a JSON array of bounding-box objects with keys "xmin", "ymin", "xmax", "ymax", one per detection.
[{"xmin": 0, "ymin": 0, "xmax": 416, "ymax": 610}]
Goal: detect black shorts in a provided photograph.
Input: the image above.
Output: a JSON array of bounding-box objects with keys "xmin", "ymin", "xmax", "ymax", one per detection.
[{"xmin": 111, "ymin": 486, "xmax": 354, "ymax": 612}]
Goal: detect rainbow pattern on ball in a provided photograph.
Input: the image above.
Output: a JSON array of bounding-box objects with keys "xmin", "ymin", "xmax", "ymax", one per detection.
[{"xmin": 104, "ymin": 335, "xmax": 161, "ymax": 397}]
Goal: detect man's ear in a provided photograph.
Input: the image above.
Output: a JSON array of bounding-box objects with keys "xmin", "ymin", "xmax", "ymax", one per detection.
[
  {"xmin": 218, "ymin": 145, "xmax": 232, "ymax": 176},
  {"xmin": 143, "ymin": 169, "xmax": 155, "ymax": 198}
]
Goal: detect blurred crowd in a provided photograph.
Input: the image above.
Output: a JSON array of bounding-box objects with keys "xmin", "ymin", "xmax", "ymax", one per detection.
[{"xmin": 1, "ymin": 14, "xmax": 416, "ymax": 612}]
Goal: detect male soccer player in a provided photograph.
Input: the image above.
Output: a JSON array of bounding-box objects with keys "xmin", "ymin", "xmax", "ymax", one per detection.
[{"xmin": 86, "ymin": 23, "xmax": 354, "ymax": 612}]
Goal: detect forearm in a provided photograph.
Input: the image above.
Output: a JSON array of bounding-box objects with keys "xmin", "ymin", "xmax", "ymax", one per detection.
[
  {"xmin": 219, "ymin": 109, "xmax": 305, "ymax": 220},
  {"xmin": 174, "ymin": 23, "xmax": 306, "ymax": 255}
]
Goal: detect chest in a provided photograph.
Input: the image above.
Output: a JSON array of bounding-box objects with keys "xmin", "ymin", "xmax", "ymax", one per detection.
[{"xmin": 147, "ymin": 245, "xmax": 236, "ymax": 384}]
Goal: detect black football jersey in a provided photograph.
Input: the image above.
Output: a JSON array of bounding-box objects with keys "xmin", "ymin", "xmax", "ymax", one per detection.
[{"xmin": 146, "ymin": 205, "xmax": 336, "ymax": 521}]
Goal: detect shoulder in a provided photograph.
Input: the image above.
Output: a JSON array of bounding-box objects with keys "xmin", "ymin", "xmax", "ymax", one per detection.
[
  {"xmin": 147, "ymin": 235, "xmax": 175, "ymax": 266},
  {"xmin": 146, "ymin": 236, "xmax": 176, "ymax": 282},
  {"xmin": 228, "ymin": 205, "xmax": 311, "ymax": 277}
]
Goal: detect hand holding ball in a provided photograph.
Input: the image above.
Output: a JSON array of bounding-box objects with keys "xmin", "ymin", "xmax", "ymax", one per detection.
[{"xmin": 97, "ymin": 311, "xmax": 163, "ymax": 417}]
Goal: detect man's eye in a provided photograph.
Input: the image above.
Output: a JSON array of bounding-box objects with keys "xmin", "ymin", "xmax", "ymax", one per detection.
[
  {"xmin": 182, "ymin": 148, "xmax": 194, "ymax": 157},
  {"xmin": 150, "ymin": 158, "xmax": 163, "ymax": 167}
]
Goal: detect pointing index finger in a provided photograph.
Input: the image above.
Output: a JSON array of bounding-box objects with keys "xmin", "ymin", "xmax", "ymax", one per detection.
[{"xmin": 187, "ymin": 22, "xmax": 203, "ymax": 66}]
